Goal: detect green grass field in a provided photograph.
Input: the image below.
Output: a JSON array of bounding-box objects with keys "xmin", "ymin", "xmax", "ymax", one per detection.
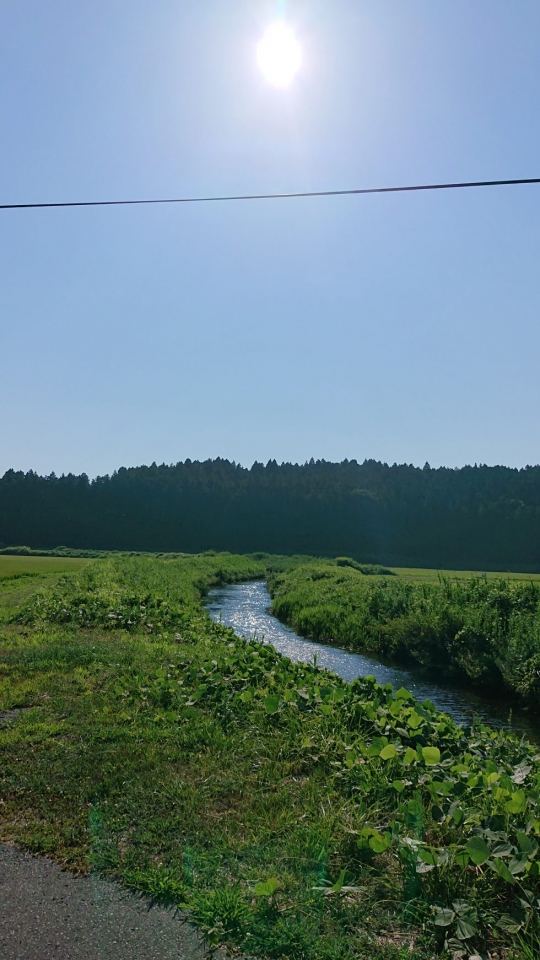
[
  {"xmin": 2, "ymin": 550, "xmax": 540, "ymax": 583},
  {"xmin": 1, "ymin": 554, "xmax": 539, "ymax": 960},
  {"xmin": 392, "ymin": 566, "xmax": 540, "ymax": 582},
  {"xmin": 0, "ymin": 555, "xmax": 91, "ymax": 579}
]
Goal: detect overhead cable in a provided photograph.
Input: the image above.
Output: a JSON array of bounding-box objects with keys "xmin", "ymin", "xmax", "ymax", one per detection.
[{"xmin": 1, "ymin": 176, "xmax": 539, "ymax": 212}]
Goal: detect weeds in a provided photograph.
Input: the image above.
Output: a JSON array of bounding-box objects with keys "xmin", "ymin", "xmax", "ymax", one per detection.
[
  {"xmin": 269, "ymin": 564, "xmax": 540, "ymax": 704},
  {"xmin": 1, "ymin": 554, "xmax": 539, "ymax": 959}
]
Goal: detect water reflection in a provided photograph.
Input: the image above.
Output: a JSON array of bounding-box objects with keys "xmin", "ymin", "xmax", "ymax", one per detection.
[{"xmin": 206, "ymin": 580, "xmax": 539, "ymax": 743}]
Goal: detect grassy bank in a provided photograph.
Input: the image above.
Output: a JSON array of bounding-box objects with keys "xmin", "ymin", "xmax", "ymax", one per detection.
[
  {"xmin": 1, "ymin": 555, "xmax": 540, "ymax": 959},
  {"xmin": 269, "ymin": 564, "xmax": 540, "ymax": 706}
]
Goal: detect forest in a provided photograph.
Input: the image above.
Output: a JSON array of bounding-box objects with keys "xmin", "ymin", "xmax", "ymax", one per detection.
[{"xmin": 1, "ymin": 458, "xmax": 539, "ymax": 570}]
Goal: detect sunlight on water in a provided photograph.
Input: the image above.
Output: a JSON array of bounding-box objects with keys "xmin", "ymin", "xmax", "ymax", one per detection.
[{"xmin": 206, "ymin": 581, "xmax": 539, "ymax": 743}]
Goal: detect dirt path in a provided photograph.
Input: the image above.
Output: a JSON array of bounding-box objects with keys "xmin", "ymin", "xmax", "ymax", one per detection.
[{"xmin": 0, "ymin": 844, "xmax": 229, "ymax": 960}]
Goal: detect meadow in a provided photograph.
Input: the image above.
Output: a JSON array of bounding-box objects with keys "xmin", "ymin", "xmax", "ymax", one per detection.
[
  {"xmin": 1, "ymin": 554, "xmax": 539, "ymax": 960},
  {"xmin": 269, "ymin": 563, "xmax": 540, "ymax": 706},
  {"xmin": 0, "ymin": 555, "xmax": 90, "ymax": 580},
  {"xmin": 391, "ymin": 568, "xmax": 540, "ymax": 583}
]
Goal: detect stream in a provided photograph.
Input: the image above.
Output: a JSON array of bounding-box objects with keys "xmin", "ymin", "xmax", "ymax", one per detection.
[{"xmin": 206, "ymin": 580, "xmax": 540, "ymax": 744}]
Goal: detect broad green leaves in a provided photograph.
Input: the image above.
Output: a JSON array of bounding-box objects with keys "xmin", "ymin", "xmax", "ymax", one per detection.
[
  {"xmin": 369, "ymin": 831, "xmax": 391, "ymax": 853},
  {"xmin": 434, "ymin": 901, "xmax": 478, "ymax": 948},
  {"xmin": 504, "ymin": 790, "xmax": 527, "ymax": 814},
  {"xmin": 434, "ymin": 907, "xmax": 455, "ymax": 927},
  {"xmin": 254, "ymin": 877, "xmax": 279, "ymax": 897},
  {"xmin": 263, "ymin": 694, "xmax": 280, "ymax": 714},
  {"xmin": 368, "ymin": 736, "xmax": 388, "ymax": 757},
  {"xmin": 421, "ymin": 746, "xmax": 441, "ymax": 765},
  {"xmin": 358, "ymin": 827, "xmax": 392, "ymax": 854},
  {"xmin": 491, "ymin": 858, "xmax": 515, "ymax": 884},
  {"xmin": 466, "ymin": 837, "xmax": 490, "ymax": 866}
]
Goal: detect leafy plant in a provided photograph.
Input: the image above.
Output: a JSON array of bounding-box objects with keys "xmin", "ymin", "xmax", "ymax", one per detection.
[{"xmin": 1, "ymin": 553, "xmax": 539, "ymax": 960}]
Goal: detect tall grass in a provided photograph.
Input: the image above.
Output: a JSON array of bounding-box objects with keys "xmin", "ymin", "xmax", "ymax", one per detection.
[
  {"xmin": 1, "ymin": 554, "xmax": 539, "ymax": 959},
  {"xmin": 269, "ymin": 564, "xmax": 540, "ymax": 704}
]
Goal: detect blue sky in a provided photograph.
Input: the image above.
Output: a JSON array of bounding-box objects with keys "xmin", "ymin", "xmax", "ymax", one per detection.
[{"xmin": 1, "ymin": 1, "xmax": 539, "ymax": 476}]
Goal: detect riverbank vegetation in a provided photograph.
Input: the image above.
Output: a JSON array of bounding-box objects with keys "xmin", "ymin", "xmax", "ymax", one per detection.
[
  {"xmin": 2, "ymin": 457, "xmax": 540, "ymax": 570},
  {"xmin": 1, "ymin": 554, "xmax": 540, "ymax": 959},
  {"xmin": 269, "ymin": 564, "xmax": 540, "ymax": 707}
]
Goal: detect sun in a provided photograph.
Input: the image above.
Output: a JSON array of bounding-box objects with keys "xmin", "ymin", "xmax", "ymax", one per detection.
[{"xmin": 257, "ymin": 22, "xmax": 302, "ymax": 88}]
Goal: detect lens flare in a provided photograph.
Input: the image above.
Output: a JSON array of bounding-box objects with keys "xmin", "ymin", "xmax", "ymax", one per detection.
[{"xmin": 257, "ymin": 22, "xmax": 302, "ymax": 88}]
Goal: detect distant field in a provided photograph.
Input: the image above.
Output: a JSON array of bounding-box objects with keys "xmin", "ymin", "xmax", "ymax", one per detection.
[
  {"xmin": 391, "ymin": 565, "xmax": 540, "ymax": 581},
  {"xmin": 0, "ymin": 555, "xmax": 91, "ymax": 579},
  {"xmin": 1, "ymin": 553, "xmax": 539, "ymax": 582}
]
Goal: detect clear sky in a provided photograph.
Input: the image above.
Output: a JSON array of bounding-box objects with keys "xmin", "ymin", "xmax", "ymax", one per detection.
[{"xmin": 1, "ymin": 1, "xmax": 539, "ymax": 477}]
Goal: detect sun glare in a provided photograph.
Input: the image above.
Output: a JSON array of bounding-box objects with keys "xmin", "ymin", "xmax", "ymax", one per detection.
[{"xmin": 257, "ymin": 22, "xmax": 302, "ymax": 88}]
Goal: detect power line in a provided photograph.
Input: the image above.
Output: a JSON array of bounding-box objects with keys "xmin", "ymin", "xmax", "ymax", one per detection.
[{"xmin": 1, "ymin": 176, "xmax": 539, "ymax": 211}]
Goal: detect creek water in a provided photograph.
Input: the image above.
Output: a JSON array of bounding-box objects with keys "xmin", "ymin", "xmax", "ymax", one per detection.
[{"xmin": 206, "ymin": 580, "xmax": 540, "ymax": 744}]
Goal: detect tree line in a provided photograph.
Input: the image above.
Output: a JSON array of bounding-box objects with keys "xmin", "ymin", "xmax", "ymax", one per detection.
[{"xmin": 1, "ymin": 457, "xmax": 539, "ymax": 570}]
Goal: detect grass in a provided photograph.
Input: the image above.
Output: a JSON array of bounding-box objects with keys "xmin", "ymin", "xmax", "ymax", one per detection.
[
  {"xmin": 0, "ymin": 555, "xmax": 91, "ymax": 580},
  {"xmin": 3, "ymin": 547, "xmax": 540, "ymax": 582},
  {"xmin": 269, "ymin": 563, "xmax": 540, "ymax": 706},
  {"xmin": 1, "ymin": 554, "xmax": 539, "ymax": 959},
  {"xmin": 392, "ymin": 568, "xmax": 540, "ymax": 583}
]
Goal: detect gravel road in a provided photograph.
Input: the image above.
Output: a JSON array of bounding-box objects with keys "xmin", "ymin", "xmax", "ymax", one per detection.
[{"xmin": 0, "ymin": 844, "xmax": 229, "ymax": 960}]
